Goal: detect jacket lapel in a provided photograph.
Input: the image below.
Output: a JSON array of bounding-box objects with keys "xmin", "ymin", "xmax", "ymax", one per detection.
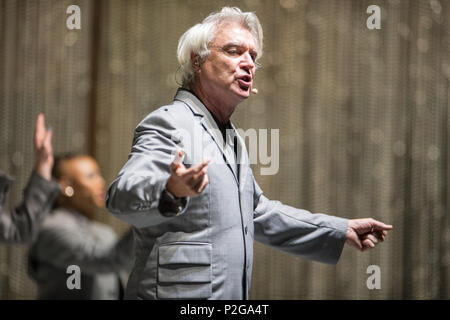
[
  {"xmin": 174, "ymin": 89, "xmax": 239, "ymax": 185},
  {"xmin": 230, "ymin": 123, "xmax": 250, "ymax": 192}
]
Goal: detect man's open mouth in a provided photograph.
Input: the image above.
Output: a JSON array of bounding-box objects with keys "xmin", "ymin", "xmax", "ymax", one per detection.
[{"xmin": 237, "ymin": 75, "xmax": 252, "ymax": 90}]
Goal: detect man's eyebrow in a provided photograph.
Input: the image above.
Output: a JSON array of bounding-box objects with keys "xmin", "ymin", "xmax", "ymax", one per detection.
[
  {"xmin": 222, "ymin": 41, "xmax": 245, "ymax": 48},
  {"xmin": 222, "ymin": 42, "xmax": 257, "ymax": 54}
]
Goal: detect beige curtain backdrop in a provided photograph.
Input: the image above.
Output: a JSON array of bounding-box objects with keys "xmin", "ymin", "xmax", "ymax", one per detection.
[{"xmin": 0, "ymin": 0, "xmax": 449, "ymax": 299}]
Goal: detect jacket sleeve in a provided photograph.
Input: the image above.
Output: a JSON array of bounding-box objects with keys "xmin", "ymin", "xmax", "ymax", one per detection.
[
  {"xmin": 30, "ymin": 225, "xmax": 135, "ymax": 275},
  {"xmin": 252, "ymin": 177, "xmax": 348, "ymax": 265},
  {"xmin": 106, "ymin": 109, "xmax": 189, "ymax": 228},
  {"xmin": 0, "ymin": 171, "xmax": 61, "ymax": 244}
]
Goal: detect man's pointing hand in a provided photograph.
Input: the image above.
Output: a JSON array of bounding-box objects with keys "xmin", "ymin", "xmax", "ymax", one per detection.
[{"xmin": 346, "ymin": 218, "xmax": 393, "ymax": 251}]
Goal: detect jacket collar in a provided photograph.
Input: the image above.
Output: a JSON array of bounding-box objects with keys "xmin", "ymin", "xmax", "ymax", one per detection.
[{"xmin": 173, "ymin": 88, "xmax": 249, "ymax": 188}]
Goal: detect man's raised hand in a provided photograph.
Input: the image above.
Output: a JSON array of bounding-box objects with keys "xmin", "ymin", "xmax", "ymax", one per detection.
[{"xmin": 166, "ymin": 150, "xmax": 210, "ymax": 198}]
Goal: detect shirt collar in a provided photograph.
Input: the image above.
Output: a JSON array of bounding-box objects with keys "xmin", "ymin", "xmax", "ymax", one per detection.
[{"xmin": 176, "ymin": 88, "xmax": 231, "ymax": 129}]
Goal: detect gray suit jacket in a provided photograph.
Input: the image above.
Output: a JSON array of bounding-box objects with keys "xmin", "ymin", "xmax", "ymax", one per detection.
[
  {"xmin": 28, "ymin": 207, "xmax": 134, "ymax": 299},
  {"xmin": 0, "ymin": 171, "xmax": 60, "ymax": 244},
  {"xmin": 106, "ymin": 88, "xmax": 348, "ymax": 300}
]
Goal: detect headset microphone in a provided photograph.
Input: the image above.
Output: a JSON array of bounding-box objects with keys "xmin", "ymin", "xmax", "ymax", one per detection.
[{"xmin": 250, "ymin": 83, "xmax": 258, "ymax": 94}]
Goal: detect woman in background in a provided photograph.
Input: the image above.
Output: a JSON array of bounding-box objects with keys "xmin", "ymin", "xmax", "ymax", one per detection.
[{"xmin": 28, "ymin": 154, "xmax": 134, "ymax": 299}]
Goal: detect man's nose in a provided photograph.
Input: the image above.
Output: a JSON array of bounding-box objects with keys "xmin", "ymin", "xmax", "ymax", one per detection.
[{"xmin": 240, "ymin": 52, "xmax": 255, "ymax": 73}]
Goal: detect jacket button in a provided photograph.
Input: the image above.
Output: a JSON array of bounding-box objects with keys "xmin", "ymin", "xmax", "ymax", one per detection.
[{"xmin": 244, "ymin": 226, "xmax": 248, "ymax": 235}]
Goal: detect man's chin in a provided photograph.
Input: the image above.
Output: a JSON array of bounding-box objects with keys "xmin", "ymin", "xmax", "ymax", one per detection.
[{"xmin": 234, "ymin": 87, "xmax": 250, "ymax": 99}]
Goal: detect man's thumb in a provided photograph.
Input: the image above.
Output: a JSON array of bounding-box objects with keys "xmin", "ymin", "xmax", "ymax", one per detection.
[
  {"xmin": 174, "ymin": 149, "xmax": 184, "ymax": 164},
  {"xmin": 171, "ymin": 150, "xmax": 185, "ymax": 172}
]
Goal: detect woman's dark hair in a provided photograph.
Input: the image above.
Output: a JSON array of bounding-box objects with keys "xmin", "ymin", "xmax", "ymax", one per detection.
[{"xmin": 52, "ymin": 153, "xmax": 85, "ymax": 179}]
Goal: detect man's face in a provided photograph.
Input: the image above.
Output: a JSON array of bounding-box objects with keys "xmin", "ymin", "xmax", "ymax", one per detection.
[{"xmin": 198, "ymin": 22, "xmax": 257, "ymax": 105}]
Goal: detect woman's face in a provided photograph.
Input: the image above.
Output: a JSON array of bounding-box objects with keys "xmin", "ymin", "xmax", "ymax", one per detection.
[{"xmin": 60, "ymin": 156, "xmax": 105, "ymax": 214}]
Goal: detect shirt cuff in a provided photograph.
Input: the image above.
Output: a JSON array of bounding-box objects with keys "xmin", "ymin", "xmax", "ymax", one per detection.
[{"xmin": 158, "ymin": 189, "xmax": 189, "ymax": 217}]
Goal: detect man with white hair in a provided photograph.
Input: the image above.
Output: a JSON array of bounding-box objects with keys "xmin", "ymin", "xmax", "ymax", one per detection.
[{"xmin": 106, "ymin": 7, "xmax": 392, "ymax": 300}]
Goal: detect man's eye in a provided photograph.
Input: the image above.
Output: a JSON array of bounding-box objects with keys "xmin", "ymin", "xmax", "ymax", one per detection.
[{"xmin": 226, "ymin": 48, "xmax": 239, "ymax": 55}]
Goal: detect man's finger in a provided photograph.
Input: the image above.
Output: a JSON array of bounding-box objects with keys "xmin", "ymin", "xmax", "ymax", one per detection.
[
  {"xmin": 170, "ymin": 161, "xmax": 181, "ymax": 174},
  {"xmin": 197, "ymin": 174, "xmax": 209, "ymax": 193},
  {"xmin": 362, "ymin": 238, "xmax": 375, "ymax": 248},
  {"xmin": 174, "ymin": 149, "xmax": 184, "ymax": 164},
  {"xmin": 371, "ymin": 220, "xmax": 393, "ymax": 231},
  {"xmin": 171, "ymin": 158, "xmax": 188, "ymax": 175},
  {"xmin": 191, "ymin": 166, "xmax": 208, "ymax": 182},
  {"xmin": 188, "ymin": 169, "xmax": 207, "ymax": 189},
  {"xmin": 193, "ymin": 173, "xmax": 209, "ymax": 194},
  {"xmin": 373, "ymin": 230, "xmax": 386, "ymax": 241},
  {"xmin": 183, "ymin": 159, "xmax": 210, "ymax": 177},
  {"xmin": 364, "ymin": 233, "xmax": 378, "ymax": 244},
  {"xmin": 373, "ymin": 233, "xmax": 385, "ymax": 242}
]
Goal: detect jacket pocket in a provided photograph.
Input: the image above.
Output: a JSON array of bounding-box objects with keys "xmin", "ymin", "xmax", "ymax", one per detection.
[{"xmin": 157, "ymin": 242, "xmax": 212, "ymax": 299}]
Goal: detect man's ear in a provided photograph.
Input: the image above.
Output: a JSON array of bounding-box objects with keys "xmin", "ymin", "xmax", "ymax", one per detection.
[{"xmin": 191, "ymin": 53, "xmax": 201, "ymax": 69}]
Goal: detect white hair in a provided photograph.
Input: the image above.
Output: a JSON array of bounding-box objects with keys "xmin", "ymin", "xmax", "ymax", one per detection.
[{"xmin": 176, "ymin": 7, "xmax": 263, "ymax": 88}]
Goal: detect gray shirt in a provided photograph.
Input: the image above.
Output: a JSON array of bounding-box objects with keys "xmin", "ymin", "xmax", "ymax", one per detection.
[
  {"xmin": 0, "ymin": 171, "xmax": 60, "ymax": 244},
  {"xmin": 28, "ymin": 207, "xmax": 134, "ymax": 299}
]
